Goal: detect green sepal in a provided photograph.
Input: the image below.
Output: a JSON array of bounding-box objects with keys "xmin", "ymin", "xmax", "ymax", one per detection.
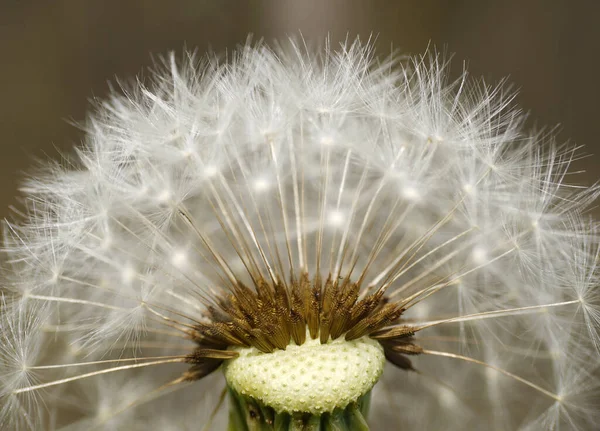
[{"xmin": 227, "ymin": 387, "xmax": 373, "ymax": 430}]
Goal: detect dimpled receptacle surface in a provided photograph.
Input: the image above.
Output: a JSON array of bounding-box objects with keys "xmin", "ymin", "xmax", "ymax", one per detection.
[{"xmin": 223, "ymin": 335, "xmax": 385, "ymax": 415}]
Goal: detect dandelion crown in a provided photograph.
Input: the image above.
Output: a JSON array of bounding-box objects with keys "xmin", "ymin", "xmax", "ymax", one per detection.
[{"xmin": 1, "ymin": 39, "xmax": 600, "ymax": 430}]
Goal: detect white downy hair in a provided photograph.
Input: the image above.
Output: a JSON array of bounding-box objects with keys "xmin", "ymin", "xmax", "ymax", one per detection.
[{"xmin": 1, "ymin": 38, "xmax": 600, "ymax": 430}]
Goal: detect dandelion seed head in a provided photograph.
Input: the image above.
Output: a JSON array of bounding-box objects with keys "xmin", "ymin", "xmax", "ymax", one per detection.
[{"xmin": 1, "ymin": 37, "xmax": 600, "ymax": 430}]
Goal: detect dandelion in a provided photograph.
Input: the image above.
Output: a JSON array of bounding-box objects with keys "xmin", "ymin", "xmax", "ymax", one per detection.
[{"xmin": 1, "ymin": 38, "xmax": 600, "ymax": 430}]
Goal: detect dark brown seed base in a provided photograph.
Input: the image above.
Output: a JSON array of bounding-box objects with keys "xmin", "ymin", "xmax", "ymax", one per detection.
[{"xmin": 182, "ymin": 273, "xmax": 423, "ymax": 382}]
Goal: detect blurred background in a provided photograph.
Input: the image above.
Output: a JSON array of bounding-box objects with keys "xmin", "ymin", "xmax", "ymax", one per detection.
[{"xmin": 1, "ymin": 0, "xmax": 599, "ymax": 218}]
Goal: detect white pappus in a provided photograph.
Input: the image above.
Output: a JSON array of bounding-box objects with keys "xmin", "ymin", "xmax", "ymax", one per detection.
[{"xmin": 1, "ymin": 38, "xmax": 600, "ymax": 430}]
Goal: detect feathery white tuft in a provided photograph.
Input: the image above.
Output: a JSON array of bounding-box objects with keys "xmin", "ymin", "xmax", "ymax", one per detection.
[{"xmin": 1, "ymin": 38, "xmax": 599, "ymax": 430}]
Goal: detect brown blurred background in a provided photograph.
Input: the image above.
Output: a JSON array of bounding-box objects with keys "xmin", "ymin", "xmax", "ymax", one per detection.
[{"xmin": 1, "ymin": 1, "xmax": 599, "ymax": 218}]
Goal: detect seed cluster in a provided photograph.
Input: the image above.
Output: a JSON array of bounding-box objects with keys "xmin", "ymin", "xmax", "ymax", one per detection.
[{"xmin": 183, "ymin": 273, "xmax": 424, "ymax": 381}]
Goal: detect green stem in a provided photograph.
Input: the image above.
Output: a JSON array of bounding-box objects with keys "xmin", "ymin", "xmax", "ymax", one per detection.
[{"xmin": 227, "ymin": 388, "xmax": 372, "ymax": 430}]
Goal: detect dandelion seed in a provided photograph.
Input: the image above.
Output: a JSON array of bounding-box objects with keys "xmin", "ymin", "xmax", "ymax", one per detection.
[{"xmin": 1, "ymin": 38, "xmax": 600, "ymax": 430}]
